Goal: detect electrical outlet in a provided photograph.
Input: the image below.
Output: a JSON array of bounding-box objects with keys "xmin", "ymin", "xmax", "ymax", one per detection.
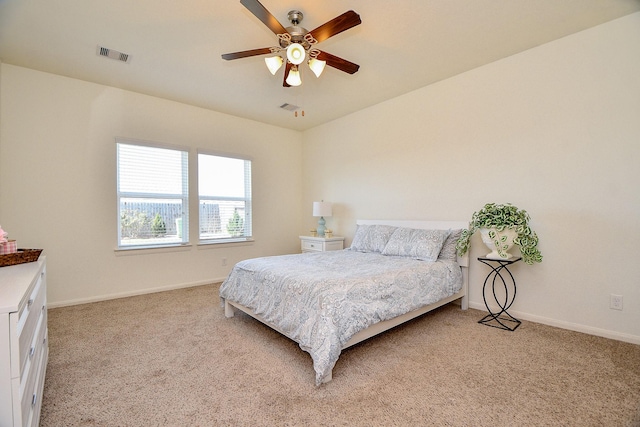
[
  {"xmin": 610, "ymin": 294, "xmax": 623, "ymax": 311},
  {"xmin": 222, "ymin": 257, "xmax": 227, "ymax": 266}
]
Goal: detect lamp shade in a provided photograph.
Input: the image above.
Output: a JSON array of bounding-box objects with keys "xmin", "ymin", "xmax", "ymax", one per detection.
[
  {"xmin": 286, "ymin": 43, "xmax": 305, "ymax": 65},
  {"xmin": 264, "ymin": 56, "xmax": 283, "ymax": 75},
  {"xmin": 285, "ymin": 67, "xmax": 302, "ymax": 86},
  {"xmin": 313, "ymin": 201, "xmax": 332, "ymax": 217},
  {"xmin": 308, "ymin": 58, "xmax": 326, "ymax": 78}
]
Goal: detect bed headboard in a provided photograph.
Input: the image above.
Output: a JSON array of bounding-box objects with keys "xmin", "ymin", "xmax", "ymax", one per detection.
[{"xmin": 355, "ymin": 219, "xmax": 469, "ymax": 267}]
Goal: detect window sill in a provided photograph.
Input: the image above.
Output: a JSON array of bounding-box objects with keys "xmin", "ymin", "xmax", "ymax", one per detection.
[
  {"xmin": 198, "ymin": 239, "xmax": 255, "ymax": 249},
  {"xmin": 114, "ymin": 244, "xmax": 192, "ymax": 256}
]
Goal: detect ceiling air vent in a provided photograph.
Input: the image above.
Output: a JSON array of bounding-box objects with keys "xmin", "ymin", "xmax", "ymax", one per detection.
[
  {"xmin": 97, "ymin": 46, "xmax": 131, "ymax": 63},
  {"xmin": 279, "ymin": 103, "xmax": 299, "ymax": 112}
]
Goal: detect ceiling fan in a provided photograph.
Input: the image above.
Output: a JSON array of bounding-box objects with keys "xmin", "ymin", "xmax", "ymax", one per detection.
[{"xmin": 221, "ymin": 0, "xmax": 361, "ymax": 87}]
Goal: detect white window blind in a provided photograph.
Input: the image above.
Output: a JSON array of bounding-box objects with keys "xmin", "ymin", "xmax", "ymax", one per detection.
[
  {"xmin": 198, "ymin": 152, "xmax": 252, "ymax": 242},
  {"xmin": 117, "ymin": 140, "xmax": 189, "ymax": 248}
]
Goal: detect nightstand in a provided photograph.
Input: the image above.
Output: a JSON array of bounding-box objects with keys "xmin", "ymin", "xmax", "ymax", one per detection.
[{"xmin": 299, "ymin": 236, "xmax": 345, "ymax": 253}]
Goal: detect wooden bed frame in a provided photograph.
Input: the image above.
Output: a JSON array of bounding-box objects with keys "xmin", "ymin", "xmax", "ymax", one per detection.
[{"xmin": 223, "ymin": 220, "xmax": 470, "ymax": 383}]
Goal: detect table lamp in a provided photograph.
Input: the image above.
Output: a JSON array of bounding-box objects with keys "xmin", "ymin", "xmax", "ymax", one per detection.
[{"xmin": 313, "ymin": 201, "xmax": 332, "ymax": 237}]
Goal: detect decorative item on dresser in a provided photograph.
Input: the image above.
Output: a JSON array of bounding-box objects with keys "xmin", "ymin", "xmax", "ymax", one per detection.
[
  {"xmin": 0, "ymin": 256, "xmax": 48, "ymax": 427},
  {"xmin": 299, "ymin": 235, "xmax": 345, "ymax": 253},
  {"xmin": 0, "ymin": 225, "xmax": 18, "ymax": 256}
]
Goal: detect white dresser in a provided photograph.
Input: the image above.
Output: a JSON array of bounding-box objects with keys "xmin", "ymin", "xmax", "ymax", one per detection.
[
  {"xmin": 0, "ymin": 257, "xmax": 48, "ymax": 427},
  {"xmin": 299, "ymin": 236, "xmax": 345, "ymax": 253}
]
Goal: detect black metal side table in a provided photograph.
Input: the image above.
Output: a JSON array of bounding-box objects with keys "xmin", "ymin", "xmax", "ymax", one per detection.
[{"xmin": 478, "ymin": 256, "xmax": 522, "ymax": 331}]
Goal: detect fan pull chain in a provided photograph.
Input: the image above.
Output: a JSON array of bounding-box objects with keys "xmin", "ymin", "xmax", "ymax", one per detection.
[{"xmin": 293, "ymin": 77, "xmax": 305, "ymax": 118}]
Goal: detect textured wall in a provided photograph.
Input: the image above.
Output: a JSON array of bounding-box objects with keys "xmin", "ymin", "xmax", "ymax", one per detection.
[
  {"xmin": 301, "ymin": 13, "xmax": 640, "ymax": 343},
  {"xmin": 0, "ymin": 64, "xmax": 302, "ymax": 305}
]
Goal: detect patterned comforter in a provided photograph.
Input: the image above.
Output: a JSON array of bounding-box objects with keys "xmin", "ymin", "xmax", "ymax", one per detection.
[{"xmin": 219, "ymin": 249, "xmax": 463, "ymax": 385}]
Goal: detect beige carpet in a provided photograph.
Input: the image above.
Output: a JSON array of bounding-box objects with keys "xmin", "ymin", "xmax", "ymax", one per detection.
[{"xmin": 41, "ymin": 284, "xmax": 640, "ymax": 426}]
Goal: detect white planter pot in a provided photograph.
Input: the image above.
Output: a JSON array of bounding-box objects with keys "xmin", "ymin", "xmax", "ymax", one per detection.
[{"xmin": 479, "ymin": 227, "xmax": 518, "ymax": 259}]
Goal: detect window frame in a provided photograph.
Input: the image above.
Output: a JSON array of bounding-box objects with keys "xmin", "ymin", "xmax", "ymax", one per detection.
[
  {"xmin": 116, "ymin": 138, "xmax": 190, "ymax": 250},
  {"xmin": 197, "ymin": 150, "xmax": 253, "ymax": 245}
]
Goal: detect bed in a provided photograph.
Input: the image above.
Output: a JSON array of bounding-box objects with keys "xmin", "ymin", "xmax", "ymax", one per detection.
[{"xmin": 220, "ymin": 220, "xmax": 469, "ymax": 385}]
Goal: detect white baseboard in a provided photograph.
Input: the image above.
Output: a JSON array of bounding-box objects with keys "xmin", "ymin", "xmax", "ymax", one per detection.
[
  {"xmin": 468, "ymin": 302, "xmax": 640, "ymax": 345},
  {"xmin": 49, "ymin": 286, "xmax": 640, "ymax": 346},
  {"xmin": 48, "ymin": 277, "xmax": 228, "ymax": 309}
]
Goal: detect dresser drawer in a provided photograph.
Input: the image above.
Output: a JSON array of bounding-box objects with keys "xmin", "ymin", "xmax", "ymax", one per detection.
[
  {"xmin": 301, "ymin": 240, "xmax": 322, "ymax": 252},
  {"xmin": 14, "ymin": 271, "xmax": 46, "ymax": 379},
  {"xmin": 27, "ymin": 342, "xmax": 48, "ymax": 427},
  {"xmin": 324, "ymin": 241, "xmax": 344, "ymax": 251},
  {"xmin": 19, "ymin": 309, "xmax": 47, "ymax": 426}
]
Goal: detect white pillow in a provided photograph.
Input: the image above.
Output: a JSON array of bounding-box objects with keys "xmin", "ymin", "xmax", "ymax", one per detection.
[
  {"xmin": 382, "ymin": 228, "xmax": 451, "ymax": 261},
  {"xmin": 438, "ymin": 229, "xmax": 462, "ymax": 261},
  {"xmin": 349, "ymin": 224, "xmax": 397, "ymax": 253}
]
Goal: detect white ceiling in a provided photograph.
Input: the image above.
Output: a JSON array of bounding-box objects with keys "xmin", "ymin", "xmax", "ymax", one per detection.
[{"xmin": 1, "ymin": 0, "xmax": 639, "ymax": 131}]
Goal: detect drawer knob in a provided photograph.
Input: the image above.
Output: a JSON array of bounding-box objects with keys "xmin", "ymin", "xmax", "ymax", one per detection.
[
  {"xmin": 32, "ymin": 393, "xmax": 37, "ymax": 407},
  {"xmin": 29, "ymin": 346, "xmax": 35, "ymax": 359},
  {"xmin": 27, "ymin": 298, "xmax": 34, "ymax": 308}
]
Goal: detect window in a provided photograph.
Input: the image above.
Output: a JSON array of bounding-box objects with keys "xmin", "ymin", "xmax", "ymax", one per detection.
[
  {"xmin": 198, "ymin": 152, "xmax": 252, "ymax": 243},
  {"xmin": 117, "ymin": 140, "xmax": 189, "ymax": 249}
]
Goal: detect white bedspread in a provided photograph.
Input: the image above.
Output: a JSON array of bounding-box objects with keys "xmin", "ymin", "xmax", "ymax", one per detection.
[{"xmin": 219, "ymin": 250, "xmax": 463, "ymax": 385}]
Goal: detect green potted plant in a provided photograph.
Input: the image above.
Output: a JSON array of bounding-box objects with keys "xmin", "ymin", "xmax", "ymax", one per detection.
[{"xmin": 456, "ymin": 203, "xmax": 542, "ymax": 265}]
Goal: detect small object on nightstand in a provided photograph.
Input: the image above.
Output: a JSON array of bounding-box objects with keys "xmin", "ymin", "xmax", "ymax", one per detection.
[
  {"xmin": 477, "ymin": 256, "xmax": 522, "ymax": 331},
  {"xmin": 300, "ymin": 235, "xmax": 345, "ymax": 253}
]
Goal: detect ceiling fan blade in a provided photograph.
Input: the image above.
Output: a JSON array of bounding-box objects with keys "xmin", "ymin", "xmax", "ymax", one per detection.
[
  {"xmin": 282, "ymin": 62, "xmax": 292, "ymax": 87},
  {"xmin": 316, "ymin": 51, "xmax": 360, "ymax": 74},
  {"xmin": 240, "ymin": 0, "xmax": 288, "ymax": 35},
  {"xmin": 221, "ymin": 47, "xmax": 274, "ymax": 60},
  {"xmin": 309, "ymin": 10, "xmax": 361, "ymax": 44}
]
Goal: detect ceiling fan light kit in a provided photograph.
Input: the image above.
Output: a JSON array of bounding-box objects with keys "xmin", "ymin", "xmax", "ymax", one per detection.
[
  {"xmin": 285, "ymin": 65, "xmax": 302, "ymax": 86},
  {"xmin": 286, "ymin": 43, "xmax": 305, "ymax": 65},
  {"xmin": 222, "ymin": 0, "xmax": 361, "ymax": 88},
  {"xmin": 264, "ymin": 56, "xmax": 284, "ymax": 75},
  {"xmin": 308, "ymin": 57, "xmax": 326, "ymax": 78}
]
